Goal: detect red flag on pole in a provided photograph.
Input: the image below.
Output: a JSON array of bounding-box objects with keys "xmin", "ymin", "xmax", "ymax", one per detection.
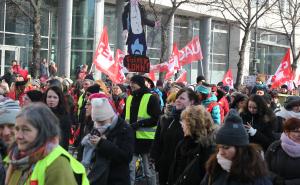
[
  {"xmin": 166, "ymin": 43, "xmax": 180, "ymax": 80},
  {"xmin": 271, "ymin": 49, "xmax": 292, "ymax": 89},
  {"xmin": 222, "ymin": 69, "xmax": 234, "ymax": 88},
  {"xmin": 175, "ymin": 70, "xmax": 187, "ymax": 84},
  {"xmin": 93, "ymin": 27, "xmax": 125, "ymax": 83},
  {"xmin": 148, "ymin": 71, "xmax": 156, "ymax": 82},
  {"xmin": 179, "ymin": 36, "xmax": 203, "ymax": 66}
]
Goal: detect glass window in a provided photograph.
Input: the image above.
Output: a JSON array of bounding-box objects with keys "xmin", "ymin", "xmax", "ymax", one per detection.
[
  {"xmin": 0, "ymin": 1, "xmax": 4, "ymax": 31},
  {"xmin": 73, "ymin": 0, "xmax": 95, "ymax": 38},
  {"xmin": 104, "ymin": 4, "xmax": 116, "ymax": 44},
  {"xmin": 41, "ymin": 38, "xmax": 48, "ymax": 49},
  {"xmin": 72, "ymin": 39, "xmax": 94, "ymax": 50},
  {"xmin": 210, "ymin": 22, "xmax": 229, "ymax": 83},
  {"xmin": 71, "ymin": 51, "xmax": 93, "ymax": 78},
  {"xmin": 5, "ymin": 34, "xmax": 30, "ymax": 46},
  {"xmin": 0, "ymin": 33, "xmax": 3, "ymax": 44}
]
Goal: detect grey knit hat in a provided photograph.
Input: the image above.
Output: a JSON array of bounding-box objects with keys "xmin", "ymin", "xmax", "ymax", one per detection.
[
  {"xmin": 216, "ymin": 110, "xmax": 249, "ymax": 146},
  {"xmin": 0, "ymin": 99, "xmax": 20, "ymax": 125},
  {"xmin": 284, "ymin": 96, "xmax": 300, "ymax": 110}
]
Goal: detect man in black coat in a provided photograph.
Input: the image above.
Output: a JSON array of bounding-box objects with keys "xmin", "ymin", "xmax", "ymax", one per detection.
[{"xmin": 122, "ymin": 75, "xmax": 161, "ymax": 185}]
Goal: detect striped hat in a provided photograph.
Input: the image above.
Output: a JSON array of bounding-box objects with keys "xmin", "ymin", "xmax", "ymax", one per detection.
[{"xmin": 0, "ymin": 99, "xmax": 20, "ymax": 125}]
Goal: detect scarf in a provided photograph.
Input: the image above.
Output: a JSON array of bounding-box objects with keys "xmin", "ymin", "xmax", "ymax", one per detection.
[
  {"xmin": 281, "ymin": 133, "xmax": 300, "ymax": 158},
  {"xmin": 217, "ymin": 152, "xmax": 232, "ymax": 172},
  {"xmin": 5, "ymin": 137, "xmax": 59, "ymax": 185},
  {"xmin": 276, "ymin": 107, "xmax": 300, "ymax": 120}
]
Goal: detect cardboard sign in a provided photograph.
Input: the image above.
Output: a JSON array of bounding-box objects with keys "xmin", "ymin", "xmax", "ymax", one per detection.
[{"xmin": 123, "ymin": 55, "xmax": 150, "ymax": 73}]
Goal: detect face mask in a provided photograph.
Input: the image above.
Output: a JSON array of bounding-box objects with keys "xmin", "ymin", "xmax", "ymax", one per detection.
[
  {"xmin": 217, "ymin": 153, "xmax": 232, "ymax": 172},
  {"xmin": 94, "ymin": 122, "xmax": 111, "ymax": 134}
]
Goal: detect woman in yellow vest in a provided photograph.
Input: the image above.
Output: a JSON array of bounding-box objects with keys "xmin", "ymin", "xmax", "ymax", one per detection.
[{"xmin": 5, "ymin": 103, "xmax": 89, "ymax": 185}]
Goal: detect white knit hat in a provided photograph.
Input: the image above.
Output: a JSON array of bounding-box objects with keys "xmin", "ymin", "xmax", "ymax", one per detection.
[{"xmin": 91, "ymin": 98, "xmax": 115, "ymax": 122}]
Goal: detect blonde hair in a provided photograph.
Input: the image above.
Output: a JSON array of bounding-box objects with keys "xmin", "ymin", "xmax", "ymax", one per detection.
[
  {"xmin": 95, "ymin": 80, "xmax": 109, "ymax": 95},
  {"xmin": 181, "ymin": 105, "xmax": 216, "ymax": 146}
]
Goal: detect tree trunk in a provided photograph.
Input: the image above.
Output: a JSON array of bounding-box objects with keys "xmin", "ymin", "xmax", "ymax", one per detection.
[
  {"xmin": 31, "ymin": 0, "xmax": 41, "ymax": 78},
  {"xmin": 235, "ymin": 28, "xmax": 250, "ymax": 89},
  {"xmin": 158, "ymin": 23, "xmax": 169, "ymax": 81}
]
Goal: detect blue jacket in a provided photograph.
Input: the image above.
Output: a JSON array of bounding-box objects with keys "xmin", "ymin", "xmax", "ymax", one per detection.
[{"xmin": 201, "ymin": 94, "xmax": 221, "ymax": 124}]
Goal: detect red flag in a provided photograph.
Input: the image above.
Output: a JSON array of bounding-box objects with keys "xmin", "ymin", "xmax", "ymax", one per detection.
[
  {"xmin": 271, "ymin": 49, "xmax": 292, "ymax": 88},
  {"xmin": 148, "ymin": 71, "xmax": 156, "ymax": 82},
  {"xmin": 222, "ymin": 69, "xmax": 234, "ymax": 88},
  {"xmin": 150, "ymin": 62, "xmax": 168, "ymax": 72},
  {"xmin": 179, "ymin": 36, "xmax": 203, "ymax": 66},
  {"xmin": 175, "ymin": 70, "xmax": 187, "ymax": 84},
  {"xmin": 166, "ymin": 43, "xmax": 180, "ymax": 80},
  {"xmin": 93, "ymin": 27, "xmax": 125, "ymax": 83}
]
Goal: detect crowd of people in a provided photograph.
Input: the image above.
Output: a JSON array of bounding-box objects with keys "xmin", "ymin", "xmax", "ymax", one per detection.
[{"xmin": 0, "ymin": 60, "xmax": 300, "ymax": 185}]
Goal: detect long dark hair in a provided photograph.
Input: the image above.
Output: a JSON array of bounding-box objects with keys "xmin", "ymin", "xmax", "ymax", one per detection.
[
  {"xmin": 44, "ymin": 86, "xmax": 69, "ymax": 114},
  {"xmin": 205, "ymin": 144, "xmax": 269, "ymax": 183},
  {"xmin": 244, "ymin": 94, "xmax": 275, "ymax": 122}
]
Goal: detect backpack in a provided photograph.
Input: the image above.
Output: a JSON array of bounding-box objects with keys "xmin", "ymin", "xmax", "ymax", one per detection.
[{"xmin": 206, "ymin": 101, "xmax": 224, "ymax": 124}]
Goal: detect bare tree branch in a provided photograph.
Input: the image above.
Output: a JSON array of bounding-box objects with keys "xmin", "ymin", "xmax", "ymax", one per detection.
[{"xmin": 9, "ymin": 0, "xmax": 34, "ymax": 21}]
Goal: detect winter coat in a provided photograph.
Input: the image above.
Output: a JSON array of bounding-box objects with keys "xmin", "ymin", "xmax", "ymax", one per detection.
[
  {"xmin": 90, "ymin": 117, "xmax": 134, "ymax": 185},
  {"xmin": 122, "ymin": 87, "xmax": 161, "ymax": 154},
  {"xmin": 200, "ymin": 170, "xmax": 273, "ymax": 185},
  {"xmin": 168, "ymin": 136, "xmax": 215, "ymax": 185},
  {"xmin": 150, "ymin": 109, "xmax": 184, "ymax": 185},
  {"xmin": 265, "ymin": 140, "xmax": 300, "ymax": 185},
  {"xmin": 240, "ymin": 111, "xmax": 275, "ymax": 150},
  {"xmin": 202, "ymin": 94, "xmax": 221, "ymax": 124},
  {"xmin": 52, "ymin": 109, "xmax": 72, "ymax": 150}
]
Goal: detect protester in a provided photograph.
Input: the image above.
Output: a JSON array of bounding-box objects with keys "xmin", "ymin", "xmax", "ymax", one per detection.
[
  {"xmin": 195, "ymin": 83, "xmax": 221, "ymax": 124},
  {"xmin": 22, "ymin": 90, "xmax": 43, "ymax": 107},
  {"xmin": 5, "ymin": 103, "xmax": 88, "ymax": 185},
  {"xmin": 123, "ymin": 75, "xmax": 161, "ymax": 185},
  {"xmin": 230, "ymin": 93, "xmax": 248, "ymax": 113},
  {"xmin": 168, "ymin": 105, "xmax": 216, "ymax": 185},
  {"xmin": 265, "ymin": 118, "xmax": 300, "ymax": 185},
  {"xmin": 87, "ymin": 97, "xmax": 134, "ymax": 185},
  {"xmin": 240, "ymin": 94, "xmax": 276, "ymax": 150},
  {"xmin": 112, "ymin": 84, "xmax": 127, "ymax": 115},
  {"xmin": 44, "ymin": 86, "xmax": 72, "ymax": 150},
  {"xmin": 275, "ymin": 96, "xmax": 300, "ymax": 139},
  {"xmin": 150, "ymin": 88, "xmax": 198, "ymax": 185},
  {"xmin": 201, "ymin": 110, "xmax": 272, "ymax": 185}
]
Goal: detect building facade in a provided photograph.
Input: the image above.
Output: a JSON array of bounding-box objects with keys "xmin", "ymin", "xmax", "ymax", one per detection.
[{"xmin": 0, "ymin": 0, "xmax": 295, "ymax": 84}]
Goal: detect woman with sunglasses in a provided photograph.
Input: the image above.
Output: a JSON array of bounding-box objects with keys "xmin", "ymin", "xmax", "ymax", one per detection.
[
  {"xmin": 265, "ymin": 118, "xmax": 300, "ymax": 185},
  {"xmin": 201, "ymin": 110, "xmax": 272, "ymax": 185}
]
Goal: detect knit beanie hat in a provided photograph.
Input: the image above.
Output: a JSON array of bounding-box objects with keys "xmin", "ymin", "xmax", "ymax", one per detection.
[
  {"xmin": 284, "ymin": 96, "xmax": 300, "ymax": 110},
  {"xmin": 216, "ymin": 110, "xmax": 249, "ymax": 146},
  {"xmin": 130, "ymin": 75, "xmax": 146, "ymax": 88},
  {"xmin": 86, "ymin": 84, "xmax": 101, "ymax": 94},
  {"xmin": 26, "ymin": 90, "xmax": 43, "ymax": 102},
  {"xmin": 195, "ymin": 85, "xmax": 211, "ymax": 94},
  {"xmin": 0, "ymin": 99, "xmax": 20, "ymax": 125},
  {"xmin": 91, "ymin": 98, "xmax": 115, "ymax": 122}
]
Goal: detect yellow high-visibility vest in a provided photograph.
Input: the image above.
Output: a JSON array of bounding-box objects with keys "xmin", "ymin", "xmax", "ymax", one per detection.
[
  {"xmin": 29, "ymin": 145, "xmax": 89, "ymax": 185},
  {"xmin": 125, "ymin": 93, "xmax": 157, "ymax": 140}
]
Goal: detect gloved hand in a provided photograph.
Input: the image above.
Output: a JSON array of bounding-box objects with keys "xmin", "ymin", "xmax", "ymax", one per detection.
[
  {"xmin": 247, "ymin": 127, "xmax": 257, "ymax": 136},
  {"xmin": 131, "ymin": 122, "xmax": 140, "ymax": 130}
]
